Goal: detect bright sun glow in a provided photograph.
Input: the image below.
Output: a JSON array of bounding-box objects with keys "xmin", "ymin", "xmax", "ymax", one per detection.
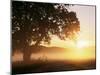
[{"xmin": 76, "ymin": 40, "xmax": 88, "ymax": 48}]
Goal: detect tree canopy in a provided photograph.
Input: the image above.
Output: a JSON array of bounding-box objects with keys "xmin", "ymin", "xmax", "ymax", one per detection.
[{"xmin": 12, "ymin": 1, "xmax": 80, "ymax": 51}]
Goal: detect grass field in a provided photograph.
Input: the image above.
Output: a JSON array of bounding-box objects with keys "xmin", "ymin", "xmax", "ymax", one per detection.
[{"xmin": 12, "ymin": 59, "xmax": 96, "ymax": 74}]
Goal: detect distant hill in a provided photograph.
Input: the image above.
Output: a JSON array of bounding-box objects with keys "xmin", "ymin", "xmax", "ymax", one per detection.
[
  {"xmin": 13, "ymin": 45, "xmax": 95, "ymax": 54},
  {"xmin": 29, "ymin": 45, "xmax": 67, "ymax": 53}
]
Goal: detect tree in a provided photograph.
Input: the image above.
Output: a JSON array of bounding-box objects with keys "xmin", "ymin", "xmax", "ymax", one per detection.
[{"xmin": 12, "ymin": 1, "xmax": 80, "ymax": 61}]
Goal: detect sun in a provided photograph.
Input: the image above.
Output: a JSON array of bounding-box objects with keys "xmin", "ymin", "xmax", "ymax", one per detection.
[{"xmin": 76, "ymin": 40, "xmax": 88, "ymax": 48}]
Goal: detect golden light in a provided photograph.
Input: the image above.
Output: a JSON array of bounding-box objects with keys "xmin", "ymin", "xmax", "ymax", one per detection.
[{"xmin": 76, "ymin": 39, "xmax": 88, "ymax": 48}]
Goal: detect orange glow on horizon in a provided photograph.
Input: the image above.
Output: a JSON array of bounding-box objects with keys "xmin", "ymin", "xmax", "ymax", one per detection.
[{"xmin": 12, "ymin": 5, "xmax": 95, "ymax": 63}]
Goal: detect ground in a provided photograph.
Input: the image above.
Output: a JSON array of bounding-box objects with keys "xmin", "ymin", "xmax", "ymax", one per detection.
[{"xmin": 12, "ymin": 59, "xmax": 96, "ymax": 74}]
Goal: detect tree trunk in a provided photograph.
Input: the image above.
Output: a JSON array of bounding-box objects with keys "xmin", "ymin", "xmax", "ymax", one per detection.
[{"xmin": 23, "ymin": 47, "xmax": 31, "ymax": 63}]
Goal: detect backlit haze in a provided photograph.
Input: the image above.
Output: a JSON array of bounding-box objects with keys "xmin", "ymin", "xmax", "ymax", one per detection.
[{"xmin": 12, "ymin": 5, "xmax": 95, "ymax": 62}]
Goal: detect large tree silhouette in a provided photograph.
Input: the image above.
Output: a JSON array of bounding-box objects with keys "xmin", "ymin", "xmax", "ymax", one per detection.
[{"xmin": 12, "ymin": 1, "xmax": 80, "ymax": 61}]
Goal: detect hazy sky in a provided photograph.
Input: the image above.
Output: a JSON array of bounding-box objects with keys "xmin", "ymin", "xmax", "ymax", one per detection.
[
  {"xmin": 44, "ymin": 5, "xmax": 96, "ymax": 48},
  {"xmin": 12, "ymin": 5, "xmax": 96, "ymax": 62},
  {"xmin": 70, "ymin": 5, "xmax": 95, "ymax": 41}
]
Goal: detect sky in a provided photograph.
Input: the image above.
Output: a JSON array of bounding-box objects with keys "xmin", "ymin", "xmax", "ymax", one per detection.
[
  {"xmin": 12, "ymin": 4, "xmax": 96, "ymax": 62},
  {"xmin": 44, "ymin": 5, "xmax": 96, "ymax": 48},
  {"xmin": 70, "ymin": 5, "xmax": 95, "ymax": 41}
]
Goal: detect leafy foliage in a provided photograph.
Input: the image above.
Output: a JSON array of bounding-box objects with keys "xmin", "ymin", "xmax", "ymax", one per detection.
[{"xmin": 12, "ymin": 1, "xmax": 80, "ymax": 51}]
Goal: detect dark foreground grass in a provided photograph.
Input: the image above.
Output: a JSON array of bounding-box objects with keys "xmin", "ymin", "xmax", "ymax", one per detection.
[{"xmin": 12, "ymin": 59, "xmax": 96, "ymax": 75}]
